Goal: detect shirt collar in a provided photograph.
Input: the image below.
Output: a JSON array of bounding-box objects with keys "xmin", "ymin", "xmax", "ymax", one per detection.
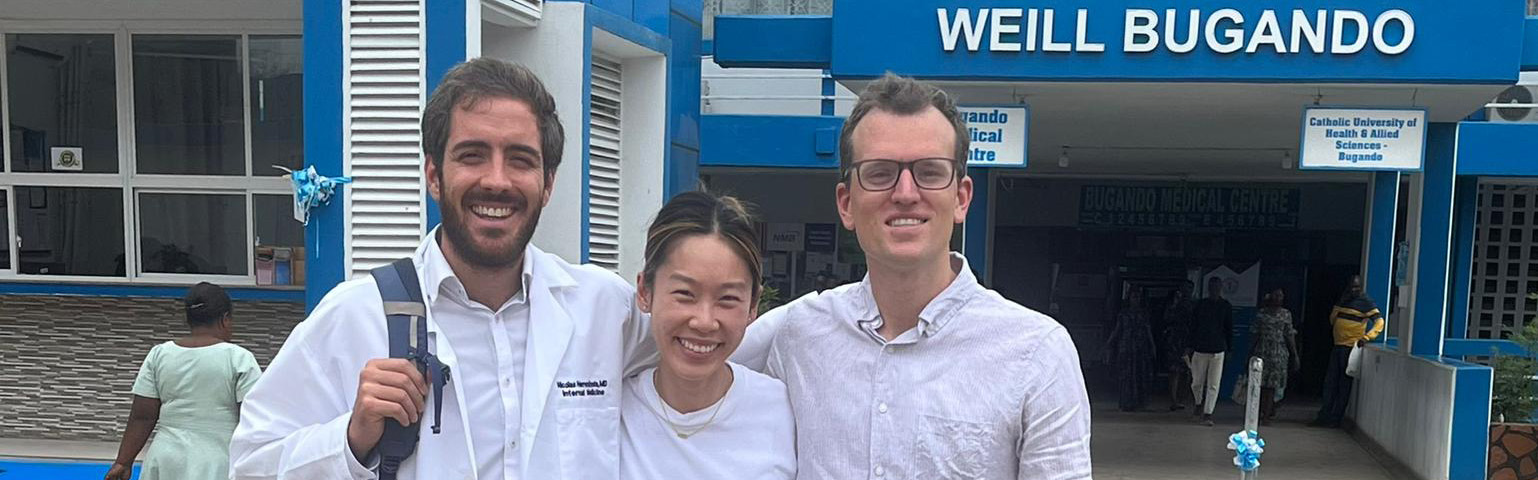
[
  {"xmin": 414, "ymin": 226, "xmax": 542, "ymax": 307},
  {"xmin": 853, "ymin": 252, "xmax": 979, "ymax": 339}
]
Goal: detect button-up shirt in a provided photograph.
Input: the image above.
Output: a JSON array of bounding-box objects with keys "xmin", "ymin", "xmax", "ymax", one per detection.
[
  {"xmin": 733, "ymin": 253, "xmax": 1092, "ymax": 480},
  {"xmin": 420, "ymin": 235, "xmax": 532, "ymax": 480}
]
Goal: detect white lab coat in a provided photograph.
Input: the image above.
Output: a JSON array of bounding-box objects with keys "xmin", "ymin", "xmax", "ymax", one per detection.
[{"xmin": 229, "ymin": 240, "xmax": 654, "ymax": 480}]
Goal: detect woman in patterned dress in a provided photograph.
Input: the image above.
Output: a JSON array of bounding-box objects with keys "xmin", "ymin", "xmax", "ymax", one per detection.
[
  {"xmin": 1163, "ymin": 284, "xmax": 1194, "ymax": 411},
  {"xmin": 1250, "ymin": 288, "xmax": 1300, "ymax": 424},
  {"xmin": 1107, "ymin": 291, "xmax": 1157, "ymax": 412}
]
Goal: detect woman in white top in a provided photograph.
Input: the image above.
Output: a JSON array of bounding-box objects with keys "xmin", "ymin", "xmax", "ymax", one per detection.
[
  {"xmin": 620, "ymin": 191, "xmax": 796, "ymax": 480},
  {"xmin": 105, "ymin": 282, "xmax": 263, "ymax": 480}
]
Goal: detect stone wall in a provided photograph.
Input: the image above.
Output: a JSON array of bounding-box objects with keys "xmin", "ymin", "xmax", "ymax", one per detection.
[{"xmin": 0, "ymin": 295, "xmax": 304, "ymax": 441}]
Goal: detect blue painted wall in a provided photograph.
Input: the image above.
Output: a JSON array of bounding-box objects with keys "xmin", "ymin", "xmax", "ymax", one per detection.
[
  {"xmin": 423, "ymin": 0, "xmax": 469, "ymax": 231},
  {"xmin": 1525, "ymin": 16, "xmax": 1538, "ymax": 71},
  {"xmin": 1411, "ymin": 123, "xmax": 1459, "ymax": 357},
  {"xmin": 714, "ymin": 15, "xmax": 833, "ymax": 68},
  {"xmin": 1447, "ymin": 358, "xmax": 1493, "ymax": 480},
  {"xmin": 700, "ymin": 115, "xmax": 843, "ymax": 169},
  {"xmin": 303, "ymin": 0, "xmax": 347, "ymax": 311},
  {"xmin": 964, "ymin": 169, "xmax": 989, "ymax": 280},
  {"xmin": 1449, "ymin": 176, "xmax": 1477, "ymax": 340},
  {"xmin": 1457, "ymin": 122, "xmax": 1538, "ymax": 177},
  {"xmin": 669, "ymin": 6, "xmax": 704, "ymax": 196},
  {"xmin": 1366, "ymin": 171, "xmax": 1399, "ymax": 342}
]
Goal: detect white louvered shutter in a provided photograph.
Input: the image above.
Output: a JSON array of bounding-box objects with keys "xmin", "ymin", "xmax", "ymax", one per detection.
[
  {"xmin": 588, "ymin": 55, "xmax": 623, "ymax": 272},
  {"xmin": 345, "ymin": 0, "xmax": 426, "ymax": 278}
]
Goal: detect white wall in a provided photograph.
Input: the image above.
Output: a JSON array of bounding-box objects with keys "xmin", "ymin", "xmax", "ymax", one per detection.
[
  {"xmin": 702, "ymin": 57, "xmax": 854, "ymax": 116},
  {"xmin": 594, "ymin": 30, "xmax": 668, "ymax": 282},
  {"xmin": 483, "ymin": 3, "xmax": 587, "ymax": 263},
  {"xmin": 1354, "ymin": 346, "xmax": 1455, "ymax": 480}
]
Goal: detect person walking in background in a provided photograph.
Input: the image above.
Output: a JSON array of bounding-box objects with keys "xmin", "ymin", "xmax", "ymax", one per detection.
[
  {"xmin": 1107, "ymin": 290, "xmax": 1157, "ymax": 412},
  {"xmin": 1250, "ymin": 288, "xmax": 1300, "ymax": 425},
  {"xmin": 104, "ymin": 282, "xmax": 263, "ymax": 480},
  {"xmin": 1163, "ymin": 283, "xmax": 1195, "ymax": 412},
  {"xmin": 1187, "ymin": 277, "xmax": 1233, "ymax": 427},
  {"xmin": 1312, "ymin": 275, "xmax": 1385, "ymax": 428}
]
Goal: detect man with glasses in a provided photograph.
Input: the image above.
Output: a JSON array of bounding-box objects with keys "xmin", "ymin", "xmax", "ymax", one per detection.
[{"xmin": 733, "ymin": 73, "xmax": 1092, "ymax": 479}]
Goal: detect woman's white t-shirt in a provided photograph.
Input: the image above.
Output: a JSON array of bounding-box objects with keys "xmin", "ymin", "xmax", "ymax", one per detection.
[{"xmin": 620, "ymin": 362, "xmax": 796, "ymax": 480}]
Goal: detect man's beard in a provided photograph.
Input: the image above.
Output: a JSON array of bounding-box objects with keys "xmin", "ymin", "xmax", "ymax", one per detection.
[{"xmin": 440, "ymin": 189, "xmax": 541, "ymax": 269}]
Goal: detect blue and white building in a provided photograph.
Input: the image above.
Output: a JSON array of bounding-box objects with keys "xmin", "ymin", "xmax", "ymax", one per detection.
[
  {"xmin": 2, "ymin": 0, "xmax": 1537, "ymax": 478},
  {"xmin": 0, "ymin": 0, "xmax": 702, "ymax": 441},
  {"xmin": 701, "ymin": 1, "xmax": 1538, "ymax": 478}
]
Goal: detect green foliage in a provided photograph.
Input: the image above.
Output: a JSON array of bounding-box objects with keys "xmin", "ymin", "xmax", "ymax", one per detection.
[
  {"xmin": 757, "ymin": 285, "xmax": 782, "ymax": 315},
  {"xmin": 1493, "ymin": 293, "xmax": 1538, "ymax": 423}
]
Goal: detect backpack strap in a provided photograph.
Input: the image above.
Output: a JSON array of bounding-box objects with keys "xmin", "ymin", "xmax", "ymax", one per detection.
[{"xmin": 370, "ymin": 258, "xmax": 450, "ymax": 480}]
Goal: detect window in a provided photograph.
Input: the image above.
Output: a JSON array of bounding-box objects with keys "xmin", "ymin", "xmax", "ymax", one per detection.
[
  {"xmin": 0, "ymin": 190, "xmax": 9, "ymax": 270},
  {"xmin": 250, "ymin": 36, "xmax": 304, "ymax": 176},
  {"xmin": 1, "ymin": 31, "xmax": 303, "ymax": 285},
  {"xmin": 16, "ymin": 187, "xmax": 124, "ymax": 276},
  {"xmin": 254, "ymin": 194, "xmax": 305, "ymax": 285},
  {"xmin": 138, "ymin": 193, "xmax": 247, "ymax": 275},
  {"xmin": 133, "ymin": 35, "xmax": 245, "ymax": 175},
  {"xmin": 5, "ymin": 34, "xmax": 119, "ymax": 173}
]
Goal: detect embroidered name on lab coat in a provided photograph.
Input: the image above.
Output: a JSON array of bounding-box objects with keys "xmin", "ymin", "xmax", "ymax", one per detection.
[{"xmin": 558, "ymin": 379, "xmax": 609, "ymax": 397}]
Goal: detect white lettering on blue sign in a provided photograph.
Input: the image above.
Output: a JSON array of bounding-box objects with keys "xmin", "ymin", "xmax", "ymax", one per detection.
[{"xmin": 939, "ymin": 8, "xmax": 1414, "ymax": 55}]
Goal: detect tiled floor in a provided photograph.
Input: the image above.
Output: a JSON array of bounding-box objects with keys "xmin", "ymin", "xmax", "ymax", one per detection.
[
  {"xmin": 1091, "ymin": 400, "xmax": 1402, "ymax": 480},
  {"xmin": 1, "ymin": 401, "xmax": 1403, "ymax": 479}
]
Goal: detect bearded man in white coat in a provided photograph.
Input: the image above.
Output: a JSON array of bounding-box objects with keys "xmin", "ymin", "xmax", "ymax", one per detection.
[{"xmin": 230, "ymin": 58, "xmax": 653, "ymax": 480}]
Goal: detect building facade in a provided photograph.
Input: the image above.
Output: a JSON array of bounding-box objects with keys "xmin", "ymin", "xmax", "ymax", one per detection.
[{"xmin": 0, "ymin": 0, "xmax": 702, "ymax": 441}]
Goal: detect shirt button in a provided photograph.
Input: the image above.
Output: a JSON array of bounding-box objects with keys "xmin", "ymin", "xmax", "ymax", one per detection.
[
  {"xmin": 503, "ymin": 377, "xmax": 512, "ymax": 386},
  {"xmin": 878, "ymin": 402, "xmax": 889, "ymax": 414},
  {"xmin": 884, "ymin": 346, "xmax": 894, "ymax": 354},
  {"xmin": 875, "ymin": 466, "xmax": 886, "ymax": 477}
]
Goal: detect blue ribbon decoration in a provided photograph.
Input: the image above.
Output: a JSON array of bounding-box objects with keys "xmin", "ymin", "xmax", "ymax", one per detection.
[
  {"xmin": 278, "ymin": 165, "xmax": 353, "ymax": 226},
  {"xmin": 1227, "ymin": 430, "xmax": 1266, "ymax": 472}
]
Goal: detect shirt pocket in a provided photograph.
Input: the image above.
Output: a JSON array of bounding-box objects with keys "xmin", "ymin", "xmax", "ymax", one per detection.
[
  {"xmin": 557, "ymin": 405, "xmax": 620, "ymax": 477},
  {"xmin": 914, "ymin": 414, "xmax": 999, "ymax": 479}
]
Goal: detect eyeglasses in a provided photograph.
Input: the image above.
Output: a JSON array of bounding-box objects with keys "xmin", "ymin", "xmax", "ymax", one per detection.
[{"xmin": 845, "ymin": 158, "xmax": 959, "ymax": 191}]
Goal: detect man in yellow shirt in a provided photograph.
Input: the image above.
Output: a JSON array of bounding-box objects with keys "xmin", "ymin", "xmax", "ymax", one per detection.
[{"xmin": 1310, "ymin": 275, "xmax": 1385, "ymax": 428}]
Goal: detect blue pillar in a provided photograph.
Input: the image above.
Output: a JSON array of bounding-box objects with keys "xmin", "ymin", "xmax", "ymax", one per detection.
[
  {"xmin": 423, "ymin": 0, "xmax": 469, "ymax": 231},
  {"xmin": 964, "ymin": 169, "xmax": 990, "ymax": 280},
  {"xmin": 303, "ymin": 0, "xmax": 346, "ymax": 312},
  {"xmin": 1448, "ymin": 176, "xmax": 1478, "ymax": 340},
  {"xmin": 821, "ymin": 70, "xmax": 835, "ymax": 116},
  {"xmin": 1411, "ymin": 123, "xmax": 1459, "ymax": 358},
  {"xmin": 667, "ymin": 3, "xmax": 703, "ymax": 197},
  {"xmin": 1365, "ymin": 171, "xmax": 1399, "ymax": 345}
]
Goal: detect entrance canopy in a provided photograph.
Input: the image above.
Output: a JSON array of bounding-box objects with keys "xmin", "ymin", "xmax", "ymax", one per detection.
[{"xmin": 714, "ymin": 0, "xmax": 1533, "ymax": 180}]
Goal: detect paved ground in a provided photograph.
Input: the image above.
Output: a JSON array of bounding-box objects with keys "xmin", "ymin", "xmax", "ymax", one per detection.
[
  {"xmin": 2, "ymin": 401, "xmax": 1404, "ymax": 479},
  {"xmin": 1091, "ymin": 399, "xmax": 1402, "ymax": 480},
  {"xmin": 0, "ymin": 438, "xmax": 123, "ymax": 461}
]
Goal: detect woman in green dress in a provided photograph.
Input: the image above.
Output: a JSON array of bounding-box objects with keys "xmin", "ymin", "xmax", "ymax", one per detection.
[
  {"xmin": 1250, "ymin": 288, "xmax": 1300, "ymax": 425},
  {"xmin": 105, "ymin": 282, "xmax": 263, "ymax": 480}
]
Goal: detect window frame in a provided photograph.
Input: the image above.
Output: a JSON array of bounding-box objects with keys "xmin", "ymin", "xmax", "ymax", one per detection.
[{"xmin": 0, "ymin": 20, "xmax": 302, "ymax": 287}]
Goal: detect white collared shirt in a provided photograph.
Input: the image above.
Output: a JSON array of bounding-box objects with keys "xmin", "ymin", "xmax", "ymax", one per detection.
[
  {"xmin": 419, "ymin": 235, "xmax": 532, "ymax": 480},
  {"xmin": 732, "ymin": 253, "xmax": 1093, "ymax": 480}
]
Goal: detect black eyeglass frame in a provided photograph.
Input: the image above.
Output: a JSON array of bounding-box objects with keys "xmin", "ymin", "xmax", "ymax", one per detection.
[{"xmin": 843, "ymin": 158, "xmax": 962, "ymax": 192}]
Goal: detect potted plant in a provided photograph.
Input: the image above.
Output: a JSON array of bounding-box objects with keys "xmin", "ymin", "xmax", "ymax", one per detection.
[{"xmin": 1490, "ymin": 295, "xmax": 1538, "ymax": 480}]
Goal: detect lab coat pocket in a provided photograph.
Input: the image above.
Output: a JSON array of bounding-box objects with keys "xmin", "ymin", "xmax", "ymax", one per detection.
[
  {"xmin": 557, "ymin": 405, "xmax": 620, "ymax": 477},
  {"xmin": 915, "ymin": 414, "xmax": 996, "ymax": 479}
]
